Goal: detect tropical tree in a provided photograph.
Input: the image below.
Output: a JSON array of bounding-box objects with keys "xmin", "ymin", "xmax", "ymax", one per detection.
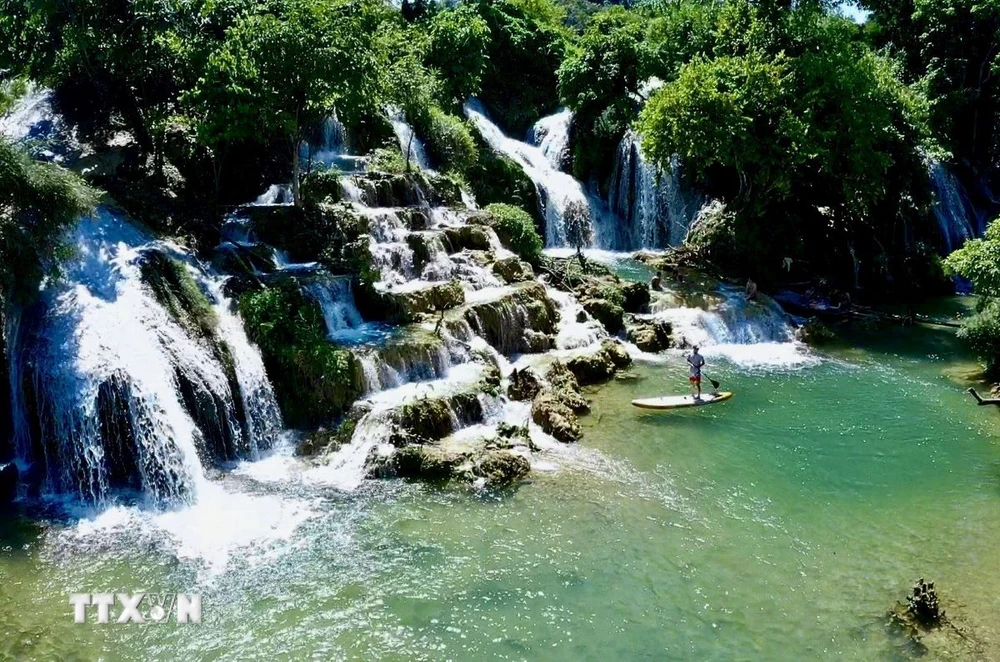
[{"xmin": 426, "ymin": 5, "xmax": 491, "ymax": 107}]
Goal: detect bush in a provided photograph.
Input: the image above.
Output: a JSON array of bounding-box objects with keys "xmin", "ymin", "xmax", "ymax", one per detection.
[
  {"xmin": 485, "ymin": 203, "xmax": 544, "ymax": 263},
  {"xmin": 239, "ymin": 282, "xmax": 363, "ymax": 427},
  {"xmin": 957, "ymin": 300, "xmax": 1000, "ymax": 379},
  {"xmin": 419, "ymin": 108, "xmax": 478, "ymax": 174},
  {"xmin": 367, "ymin": 146, "xmax": 408, "ymax": 174},
  {"xmin": 301, "ymin": 167, "xmax": 343, "ymax": 205},
  {"xmin": 466, "ymin": 127, "xmax": 542, "ymax": 224}
]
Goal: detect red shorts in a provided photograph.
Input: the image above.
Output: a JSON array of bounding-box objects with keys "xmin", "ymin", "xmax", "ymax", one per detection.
[{"xmin": 689, "ymin": 375, "xmax": 701, "ymax": 384}]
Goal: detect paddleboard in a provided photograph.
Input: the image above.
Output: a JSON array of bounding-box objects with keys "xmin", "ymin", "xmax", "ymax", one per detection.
[{"xmin": 631, "ymin": 391, "xmax": 733, "ymax": 410}]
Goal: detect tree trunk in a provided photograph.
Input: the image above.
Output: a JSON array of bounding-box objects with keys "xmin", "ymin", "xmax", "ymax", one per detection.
[{"xmin": 406, "ymin": 131, "xmax": 414, "ymax": 173}]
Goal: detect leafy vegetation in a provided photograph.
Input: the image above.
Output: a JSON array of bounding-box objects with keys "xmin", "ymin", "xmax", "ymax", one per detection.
[
  {"xmin": 239, "ymin": 281, "xmax": 363, "ymax": 427},
  {"xmin": 484, "ymin": 203, "xmax": 544, "ymax": 264},
  {"xmin": 0, "ymin": 138, "xmax": 95, "ymax": 303}
]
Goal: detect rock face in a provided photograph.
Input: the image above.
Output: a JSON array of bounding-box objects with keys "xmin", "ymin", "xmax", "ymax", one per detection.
[
  {"xmin": 626, "ymin": 318, "xmax": 673, "ymax": 353},
  {"xmin": 0, "ymin": 462, "xmax": 17, "ymax": 505},
  {"xmin": 443, "ymin": 225, "xmax": 494, "ymax": 252},
  {"xmin": 359, "ymin": 279, "xmax": 466, "ymax": 323},
  {"xmin": 508, "ymin": 367, "xmax": 543, "ymax": 401},
  {"xmin": 464, "ymin": 282, "xmax": 557, "ymax": 355},
  {"xmin": 388, "ymin": 445, "xmax": 530, "ymax": 487},
  {"xmin": 395, "ymin": 392, "xmax": 484, "ymax": 445}
]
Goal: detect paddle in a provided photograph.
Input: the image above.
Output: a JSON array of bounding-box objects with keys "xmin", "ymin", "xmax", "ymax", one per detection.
[{"xmin": 702, "ymin": 373, "xmax": 721, "ymax": 390}]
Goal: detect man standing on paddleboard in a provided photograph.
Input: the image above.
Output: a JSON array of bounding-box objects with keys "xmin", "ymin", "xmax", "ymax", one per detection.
[{"xmin": 687, "ymin": 346, "xmax": 706, "ymax": 400}]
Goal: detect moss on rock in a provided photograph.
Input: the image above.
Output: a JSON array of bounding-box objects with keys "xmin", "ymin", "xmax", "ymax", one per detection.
[{"xmin": 139, "ymin": 250, "xmax": 217, "ymax": 339}]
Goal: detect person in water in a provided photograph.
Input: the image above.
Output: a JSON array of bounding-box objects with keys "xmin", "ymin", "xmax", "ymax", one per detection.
[
  {"xmin": 687, "ymin": 345, "xmax": 706, "ymax": 400},
  {"xmin": 745, "ymin": 278, "xmax": 758, "ymax": 301},
  {"xmin": 651, "ymin": 271, "xmax": 663, "ymax": 291}
]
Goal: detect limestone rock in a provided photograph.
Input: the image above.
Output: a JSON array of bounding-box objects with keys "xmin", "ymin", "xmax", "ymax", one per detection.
[
  {"xmin": 567, "ymin": 353, "xmax": 616, "ymax": 386},
  {"xmin": 492, "ymin": 256, "xmax": 534, "ymax": 284},
  {"xmin": 582, "ymin": 298, "xmax": 625, "ymax": 335},
  {"xmin": 391, "ymin": 446, "xmax": 467, "ymax": 480},
  {"xmin": 545, "ymin": 361, "xmax": 589, "ymax": 413},
  {"xmin": 626, "ymin": 318, "xmax": 673, "ymax": 353},
  {"xmin": 601, "ymin": 339, "xmax": 633, "ymax": 370},
  {"xmin": 508, "ymin": 367, "xmax": 543, "ymax": 401},
  {"xmin": 444, "ymin": 225, "xmax": 493, "ymax": 252},
  {"xmin": 464, "ymin": 282, "xmax": 558, "ymax": 355},
  {"xmin": 469, "ymin": 451, "xmax": 531, "ymax": 487},
  {"xmin": 531, "ymin": 393, "xmax": 582, "ymax": 443},
  {"xmin": 621, "ymin": 281, "xmax": 651, "ymax": 313}
]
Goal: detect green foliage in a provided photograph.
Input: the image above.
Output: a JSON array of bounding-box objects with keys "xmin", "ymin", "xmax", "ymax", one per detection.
[
  {"xmin": 301, "ymin": 167, "xmax": 343, "ymax": 206},
  {"xmin": 139, "ymin": 252, "xmax": 218, "ymax": 339},
  {"xmin": 426, "ymin": 5, "xmax": 491, "ymax": 106},
  {"xmin": 485, "ymin": 203, "xmax": 544, "ymax": 264},
  {"xmin": 0, "ymin": 139, "xmax": 96, "ymax": 303},
  {"xmin": 239, "ymin": 281, "xmax": 363, "ymax": 427},
  {"xmin": 367, "ymin": 147, "xmax": 408, "ymax": 174},
  {"xmin": 947, "ymin": 221, "xmax": 1000, "ymax": 298},
  {"xmin": 472, "ymin": 0, "xmax": 567, "ymax": 132},
  {"xmin": 0, "ymin": 78, "xmax": 28, "ymax": 117},
  {"xmin": 419, "ymin": 108, "xmax": 478, "ymax": 174}
]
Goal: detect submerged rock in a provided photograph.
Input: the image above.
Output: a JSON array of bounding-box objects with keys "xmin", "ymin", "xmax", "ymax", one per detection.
[{"xmin": 469, "ymin": 451, "xmax": 531, "ymax": 487}]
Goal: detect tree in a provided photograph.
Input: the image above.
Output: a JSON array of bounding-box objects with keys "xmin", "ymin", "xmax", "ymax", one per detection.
[
  {"xmin": 379, "ymin": 22, "xmax": 439, "ymax": 172},
  {"xmin": 563, "ymin": 199, "xmax": 594, "ymax": 267},
  {"xmin": 426, "ymin": 5, "xmax": 491, "ymax": 107},
  {"xmin": 190, "ymin": 0, "xmax": 384, "ymax": 205},
  {"xmin": 946, "ymin": 219, "xmax": 1000, "ymax": 376},
  {"xmin": 0, "ymin": 138, "xmax": 96, "ymax": 303}
]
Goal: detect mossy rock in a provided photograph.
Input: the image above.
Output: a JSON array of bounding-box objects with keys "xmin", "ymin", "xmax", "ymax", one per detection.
[
  {"xmin": 138, "ymin": 250, "xmax": 217, "ymax": 339},
  {"xmin": 795, "ymin": 317, "xmax": 836, "ymax": 345},
  {"xmin": 566, "ymin": 353, "xmax": 616, "ymax": 386},
  {"xmin": 358, "ymin": 279, "xmax": 466, "ymax": 323},
  {"xmin": 397, "ymin": 391, "xmax": 484, "ymax": 444},
  {"xmin": 626, "ymin": 318, "xmax": 673, "ymax": 353},
  {"xmin": 469, "ymin": 451, "xmax": 531, "ymax": 488},
  {"xmin": 464, "ymin": 282, "xmax": 557, "ymax": 355},
  {"xmin": 508, "ymin": 367, "xmax": 543, "ymax": 401},
  {"xmin": 621, "ymin": 281, "xmax": 651, "ymax": 313},
  {"xmin": 601, "ymin": 339, "xmax": 633, "ymax": 371},
  {"xmin": 531, "ymin": 393, "xmax": 582, "ymax": 443},
  {"xmin": 297, "ymin": 404, "xmax": 370, "ymax": 457},
  {"xmin": 582, "ymin": 298, "xmax": 625, "ymax": 335},
  {"xmin": 492, "ymin": 256, "xmax": 534, "ymax": 284},
  {"xmin": 545, "ymin": 361, "xmax": 589, "ymax": 413},
  {"xmin": 443, "ymin": 225, "xmax": 493, "ymax": 253},
  {"xmin": 391, "ymin": 445, "xmax": 468, "ymax": 481}
]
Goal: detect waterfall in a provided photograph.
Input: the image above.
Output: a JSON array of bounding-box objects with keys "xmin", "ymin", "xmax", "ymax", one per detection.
[
  {"xmin": 607, "ymin": 133, "xmax": 706, "ymax": 249},
  {"xmin": 301, "ymin": 275, "xmax": 389, "ymax": 346},
  {"xmin": 252, "ymin": 185, "xmax": 294, "ymax": 206},
  {"xmin": 526, "ymin": 107, "xmax": 573, "ymax": 171},
  {"xmin": 464, "ymin": 100, "xmax": 603, "ymax": 248},
  {"xmin": 928, "ymin": 160, "xmax": 985, "ymax": 254},
  {"xmin": 9, "ymin": 209, "xmax": 281, "ymax": 505},
  {"xmin": 388, "ymin": 108, "xmax": 432, "ymax": 171}
]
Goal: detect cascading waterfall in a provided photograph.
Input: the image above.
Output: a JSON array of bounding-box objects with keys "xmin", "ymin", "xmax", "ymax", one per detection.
[
  {"xmin": 526, "ymin": 107, "xmax": 573, "ymax": 172},
  {"xmin": 607, "ymin": 133, "xmax": 706, "ymax": 249},
  {"xmin": 388, "ymin": 107, "xmax": 432, "ymax": 171},
  {"xmin": 464, "ymin": 100, "xmax": 604, "ymax": 248},
  {"xmin": 928, "ymin": 159, "xmax": 985, "ymax": 253},
  {"xmin": 9, "ymin": 209, "xmax": 281, "ymax": 505}
]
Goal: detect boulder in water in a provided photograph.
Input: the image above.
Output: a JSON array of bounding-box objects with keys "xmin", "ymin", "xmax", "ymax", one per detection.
[
  {"xmin": 469, "ymin": 451, "xmax": 531, "ymax": 488},
  {"xmin": 464, "ymin": 282, "xmax": 557, "ymax": 355},
  {"xmin": 602, "ymin": 339, "xmax": 632, "ymax": 370},
  {"xmin": 508, "ymin": 367, "xmax": 543, "ymax": 401},
  {"xmin": 391, "ymin": 445, "xmax": 467, "ymax": 481},
  {"xmin": 621, "ymin": 281, "xmax": 651, "ymax": 313},
  {"xmin": 544, "ymin": 361, "xmax": 589, "ymax": 413},
  {"xmin": 364, "ymin": 280, "xmax": 466, "ymax": 323},
  {"xmin": 444, "ymin": 225, "xmax": 493, "ymax": 252},
  {"xmin": 566, "ymin": 341, "xmax": 631, "ymax": 387},
  {"xmin": 492, "ymin": 256, "xmax": 534, "ymax": 284},
  {"xmin": 626, "ymin": 318, "xmax": 673, "ymax": 353},
  {"xmin": 582, "ymin": 298, "xmax": 625, "ymax": 335},
  {"xmin": 0, "ymin": 463, "xmax": 18, "ymax": 505},
  {"xmin": 531, "ymin": 393, "xmax": 582, "ymax": 443},
  {"xmin": 795, "ymin": 317, "xmax": 835, "ymax": 345}
]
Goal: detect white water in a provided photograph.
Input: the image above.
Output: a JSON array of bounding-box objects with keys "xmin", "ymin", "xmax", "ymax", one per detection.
[
  {"xmin": 608, "ymin": 133, "xmax": 706, "ymax": 249},
  {"xmin": 388, "ymin": 107, "xmax": 432, "ymax": 171},
  {"xmin": 253, "ymin": 184, "xmax": 294, "ymax": 206},
  {"xmin": 526, "ymin": 107, "xmax": 573, "ymax": 171},
  {"xmin": 928, "ymin": 159, "xmax": 984, "ymax": 253},
  {"xmin": 464, "ymin": 100, "xmax": 602, "ymax": 248}
]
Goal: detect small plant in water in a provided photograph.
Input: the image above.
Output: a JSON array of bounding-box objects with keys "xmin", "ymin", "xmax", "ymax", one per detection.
[{"xmin": 563, "ymin": 200, "xmax": 593, "ymax": 270}]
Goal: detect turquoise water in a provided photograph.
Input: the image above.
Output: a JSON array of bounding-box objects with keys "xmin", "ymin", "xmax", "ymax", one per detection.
[{"xmin": 3, "ymin": 321, "xmax": 1000, "ymax": 660}]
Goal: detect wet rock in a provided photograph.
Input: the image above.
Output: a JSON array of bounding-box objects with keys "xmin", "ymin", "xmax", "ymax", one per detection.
[
  {"xmin": 492, "ymin": 422, "xmax": 538, "ymax": 451},
  {"xmin": 508, "ymin": 367, "xmax": 543, "ymax": 401},
  {"xmin": 444, "ymin": 225, "xmax": 493, "ymax": 252},
  {"xmin": 602, "ymin": 339, "xmax": 633, "ymax": 370},
  {"xmin": 576, "ymin": 310, "xmax": 588, "ymax": 323},
  {"xmin": 567, "ymin": 353, "xmax": 615, "ymax": 386},
  {"xmin": 363, "ymin": 280, "xmax": 466, "ymax": 323},
  {"xmin": 582, "ymin": 298, "xmax": 625, "ymax": 335},
  {"xmin": 391, "ymin": 445, "xmax": 467, "ymax": 481},
  {"xmin": 621, "ymin": 281, "xmax": 651, "ymax": 313},
  {"xmin": 531, "ymin": 393, "xmax": 582, "ymax": 443},
  {"xmin": 464, "ymin": 282, "xmax": 558, "ymax": 355},
  {"xmin": 545, "ymin": 361, "xmax": 589, "ymax": 413},
  {"xmin": 795, "ymin": 317, "xmax": 835, "ymax": 345},
  {"xmin": 299, "ymin": 404, "xmax": 371, "ymax": 457},
  {"xmin": 396, "ymin": 392, "xmax": 484, "ymax": 444},
  {"xmin": 468, "ymin": 451, "xmax": 531, "ymax": 487},
  {"xmin": 626, "ymin": 318, "xmax": 673, "ymax": 353},
  {"xmin": 400, "ymin": 208, "xmax": 430, "ymax": 231},
  {"xmin": 492, "ymin": 256, "xmax": 534, "ymax": 284},
  {"xmin": 0, "ymin": 462, "xmax": 18, "ymax": 505},
  {"xmin": 406, "ymin": 231, "xmax": 448, "ymax": 273}
]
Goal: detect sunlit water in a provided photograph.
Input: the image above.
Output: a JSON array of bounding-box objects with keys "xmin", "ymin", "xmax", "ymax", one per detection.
[{"xmin": 3, "ymin": 316, "xmax": 1000, "ymax": 660}]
